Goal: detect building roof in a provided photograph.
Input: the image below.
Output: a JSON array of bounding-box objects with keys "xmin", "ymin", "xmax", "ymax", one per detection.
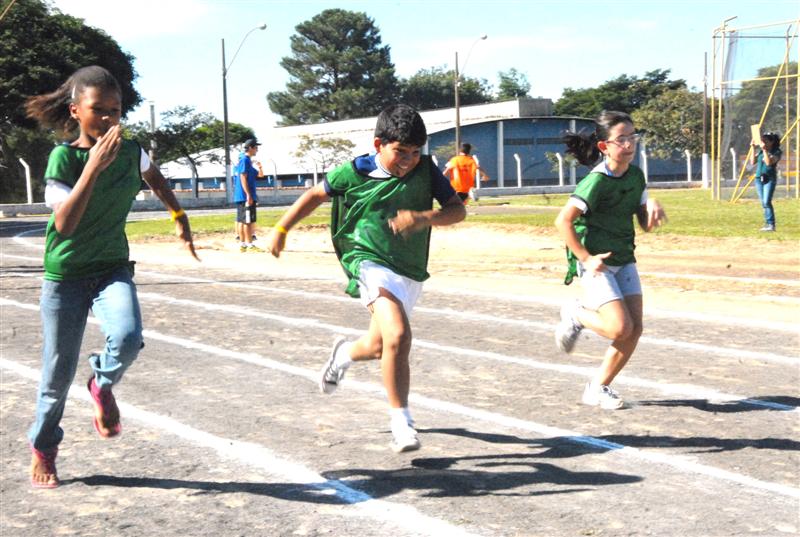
[{"xmin": 159, "ymin": 97, "xmax": 553, "ymax": 179}]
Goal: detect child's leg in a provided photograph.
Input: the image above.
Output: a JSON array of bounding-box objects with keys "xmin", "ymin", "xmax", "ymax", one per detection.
[
  {"xmin": 589, "ymin": 294, "xmax": 643, "ymax": 386},
  {"xmin": 89, "ymin": 266, "xmax": 143, "ymax": 389},
  {"xmin": 29, "ymin": 279, "xmax": 91, "ymax": 486},
  {"xmin": 368, "ymin": 290, "xmax": 412, "ymax": 408},
  {"xmin": 29, "ymin": 279, "xmax": 89, "ymax": 450}
]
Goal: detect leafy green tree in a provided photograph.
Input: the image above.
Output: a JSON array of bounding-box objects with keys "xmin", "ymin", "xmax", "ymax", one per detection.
[
  {"xmin": 399, "ymin": 66, "xmax": 492, "ymax": 111},
  {"xmin": 267, "ymin": 9, "xmax": 398, "ymax": 125},
  {"xmin": 633, "ymin": 88, "xmax": 705, "ymax": 158},
  {"xmin": 292, "ymin": 134, "xmax": 355, "ymax": 173},
  {"xmin": 554, "ymin": 69, "xmax": 685, "ymax": 117},
  {"xmin": 496, "ymin": 68, "xmax": 531, "ymax": 100},
  {"xmin": 727, "ymin": 62, "xmax": 797, "ymax": 152},
  {"xmin": 126, "ymin": 106, "xmax": 254, "ymax": 183},
  {"xmin": 0, "ymin": 0, "xmax": 141, "ymax": 202}
]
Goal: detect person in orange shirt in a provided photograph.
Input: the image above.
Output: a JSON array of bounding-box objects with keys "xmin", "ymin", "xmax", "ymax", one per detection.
[{"xmin": 442, "ymin": 143, "xmax": 489, "ymax": 203}]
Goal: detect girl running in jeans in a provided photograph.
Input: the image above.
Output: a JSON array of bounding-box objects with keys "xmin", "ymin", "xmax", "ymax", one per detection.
[
  {"xmin": 25, "ymin": 65, "xmax": 199, "ymax": 488},
  {"xmin": 554, "ymin": 111, "xmax": 667, "ymax": 410}
]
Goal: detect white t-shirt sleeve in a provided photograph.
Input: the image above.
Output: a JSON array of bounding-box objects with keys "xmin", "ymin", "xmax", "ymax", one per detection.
[
  {"xmin": 45, "ymin": 148, "xmax": 152, "ymax": 209},
  {"xmin": 640, "ymin": 188, "xmax": 648, "ymax": 205},
  {"xmin": 140, "ymin": 148, "xmax": 152, "ymax": 173},
  {"xmin": 567, "ymin": 196, "xmax": 588, "ymax": 214},
  {"xmin": 44, "ymin": 181, "xmax": 72, "ymax": 208}
]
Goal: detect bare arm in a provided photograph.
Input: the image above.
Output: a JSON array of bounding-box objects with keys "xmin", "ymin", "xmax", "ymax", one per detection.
[
  {"xmin": 52, "ymin": 125, "xmax": 122, "ymax": 236},
  {"xmin": 268, "ymin": 182, "xmax": 331, "ymax": 257},
  {"xmin": 388, "ymin": 194, "xmax": 466, "ymax": 238},
  {"xmin": 761, "ymin": 146, "xmax": 779, "ymax": 166},
  {"xmin": 141, "ymin": 163, "xmax": 199, "ymax": 261},
  {"xmin": 636, "ymin": 198, "xmax": 667, "ymax": 232}
]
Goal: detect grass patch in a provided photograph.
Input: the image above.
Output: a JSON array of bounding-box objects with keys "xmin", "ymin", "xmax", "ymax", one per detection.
[{"xmin": 125, "ymin": 189, "xmax": 798, "ymax": 241}]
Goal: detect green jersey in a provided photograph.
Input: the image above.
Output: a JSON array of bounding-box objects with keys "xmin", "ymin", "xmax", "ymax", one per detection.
[
  {"xmin": 564, "ymin": 164, "xmax": 646, "ymax": 284},
  {"xmin": 42, "ymin": 140, "xmax": 143, "ymax": 281},
  {"xmin": 328, "ymin": 155, "xmax": 436, "ymax": 297}
]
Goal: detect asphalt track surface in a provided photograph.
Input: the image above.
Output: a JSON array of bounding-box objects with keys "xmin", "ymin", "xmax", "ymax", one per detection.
[{"xmin": 1, "ymin": 216, "xmax": 798, "ymax": 537}]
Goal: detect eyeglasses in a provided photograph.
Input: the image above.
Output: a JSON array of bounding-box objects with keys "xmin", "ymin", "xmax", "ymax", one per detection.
[{"xmin": 606, "ymin": 134, "xmax": 642, "ymax": 147}]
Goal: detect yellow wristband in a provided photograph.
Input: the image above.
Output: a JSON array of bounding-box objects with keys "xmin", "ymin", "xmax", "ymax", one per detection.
[
  {"xmin": 274, "ymin": 224, "xmax": 288, "ymax": 235},
  {"xmin": 170, "ymin": 208, "xmax": 185, "ymax": 221}
]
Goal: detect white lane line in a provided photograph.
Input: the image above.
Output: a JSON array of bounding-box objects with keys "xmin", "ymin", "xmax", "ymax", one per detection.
[
  {"xmin": 5, "ymin": 236, "xmax": 799, "ymax": 335},
  {"xmin": 2, "ymin": 305, "xmax": 797, "ymax": 501},
  {"xmin": 3, "ymin": 260, "xmax": 796, "ymax": 364},
  {"xmin": 133, "ymin": 293, "xmax": 798, "ymax": 412},
  {"xmin": 3, "ymin": 291, "xmax": 796, "ymax": 411},
  {"xmin": 0, "ymin": 358, "xmax": 481, "ymax": 537}
]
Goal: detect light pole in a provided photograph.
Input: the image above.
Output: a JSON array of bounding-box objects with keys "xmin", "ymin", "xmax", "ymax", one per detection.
[
  {"xmin": 454, "ymin": 34, "xmax": 487, "ymax": 151},
  {"xmin": 222, "ymin": 23, "xmax": 266, "ymax": 202}
]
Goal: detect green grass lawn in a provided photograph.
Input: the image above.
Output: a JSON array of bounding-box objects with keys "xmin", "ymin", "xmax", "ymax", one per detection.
[{"xmin": 126, "ymin": 188, "xmax": 799, "ymax": 242}]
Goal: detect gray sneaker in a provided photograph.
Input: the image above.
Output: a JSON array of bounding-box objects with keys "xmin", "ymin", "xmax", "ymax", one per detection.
[
  {"xmin": 555, "ymin": 300, "xmax": 583, "ymax": 353},
  {"xmin": 319, "ymin": 337, "xmax": 349, "ymax": 394},
  {"xmin": 760, "ymin": 225, "xmax": 775, "ymax": 232}
]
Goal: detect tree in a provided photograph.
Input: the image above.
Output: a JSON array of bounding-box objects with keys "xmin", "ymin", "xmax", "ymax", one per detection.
[
  {"xmin": 727, "ymin": 62, "xmax": 797, "ymax": 153},
  {"xmin": 292, "ymin": 134, "xmax": 355, "ymax": 173},
  {"xmin": 496, "ymin": 68, "xmax": 530, "ymax": 100},
  {"xmin": 267, "ymin": 9, "xmax": 398, "ymax": 125},
  {"xmin": 126, "ymin": 106, "xmax": 254, "ymax": 189},
  {"xmin": 632, "ymin": 88, "xmax": 705, "ymax": 159},
  {"xmin": 554, "ymin": 69, "xmax": 685, "ymax": 117},
  {"xmin": 399, "ymin": 66, "xmax": 492, "ymax": 111},
  {"xmin": 0, "ymin": 0, "xmax": 141, "ymax": 202}
]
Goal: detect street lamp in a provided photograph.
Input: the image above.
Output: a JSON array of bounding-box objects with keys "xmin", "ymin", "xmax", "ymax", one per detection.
[
  {"xmin": 454, "ymin": 34, "xmax": 487, "ymax": 151},
  {"xmin": 222, "ymin": 23, "xmax": 266, "ymax": 202}
]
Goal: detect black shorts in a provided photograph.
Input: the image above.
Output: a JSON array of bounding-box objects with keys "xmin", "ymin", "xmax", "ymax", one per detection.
[
  {"xmin": 236, "ymin": 203, "xmax": 257, "ymax": 224},
  {"xmin": 456, "ymin": 192, "xmax": 469, "ymax": 202}
]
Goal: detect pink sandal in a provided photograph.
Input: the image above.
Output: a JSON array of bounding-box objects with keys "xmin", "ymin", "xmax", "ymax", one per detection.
[
  {"xmin": 87, "ymin": 377, "xmax": 122, "ymax": 438},
  {"xmin": 30, "ymin": 446, "xmax": 59, "ymax": 489}
]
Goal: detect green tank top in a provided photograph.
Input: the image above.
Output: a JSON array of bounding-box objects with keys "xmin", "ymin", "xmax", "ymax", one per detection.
[
  {"xmin": 42, "ymin": 140, "xmax": 143, "ymax": 281},
  {"xmin": 329, "ymin": 156, "xmax": 435, "ymax": 297}
]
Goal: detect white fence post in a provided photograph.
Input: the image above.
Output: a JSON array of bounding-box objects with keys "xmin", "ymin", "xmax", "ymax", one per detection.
[
  {"xmin": 701, "ymin": 153, "xmax": 710, "ymax": 189},
  {"xmin": 684, "ymin": 150, "xmax": 692, "ymax": 182},
  {"xmin": 265, "ymin": 159, "xmax": 278, "ymax": 196},
  {"xmin": 639, "ymin": 139, "xmax": 649, "ymax": 183},
  {"xmin": 555, "ymin": 153, "xmax": 564, "ymax": 186},
  {"xmin": 513, "ymin": 153, "xmax": 522, "ymax": 188},
  {"xmin": 729, "ymin": 147, "xmax": 737, "ymax": 182},
  {"xmin": 19, "ymin": 158, "xmax": 33, "ymax": 204}
]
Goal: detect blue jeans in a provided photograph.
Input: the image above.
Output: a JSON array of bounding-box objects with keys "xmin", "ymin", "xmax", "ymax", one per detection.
[
  {"xmin": 28, "ymin": 265, "xmax": 143, "ymax": 451},
  {"xmin": 755, "ymin": 177, "xmax": 776, "ymax": 226}
]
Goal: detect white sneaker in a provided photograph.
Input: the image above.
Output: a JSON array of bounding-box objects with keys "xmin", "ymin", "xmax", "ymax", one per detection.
[
  {"xmin": 319, "ymin": 337, "xmax": 349, "ymax": 394},
  {"xmin": 555, "ymin": 300, "xmax": 583, "ymax": 353},
  {"xmin": 582, "ymin": 382, "xmax": 625, "ymax": 410},
  {"xmin": 390, "ymin": 418, "xmax": 421, "ymax": 453}
]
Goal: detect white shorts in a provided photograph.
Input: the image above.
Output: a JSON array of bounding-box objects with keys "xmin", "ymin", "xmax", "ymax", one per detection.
[
  {"xmin": 357, "ymin": 260, "xmax": 423, "ymax": 318},
  {"xmin": 577, "ymin": 262, "xmax": 642, "ymax": 310}
]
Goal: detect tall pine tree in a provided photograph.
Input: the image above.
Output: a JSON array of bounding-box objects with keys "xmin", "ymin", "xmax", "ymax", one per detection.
[{"xmin": 267, "ymin": 9, "xmax": 398, "ymax": 125}]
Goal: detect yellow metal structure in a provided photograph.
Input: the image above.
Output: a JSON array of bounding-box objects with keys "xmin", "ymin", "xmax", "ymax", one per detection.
[{"xmin": 710, "ymin": 18, "xmax": 800, "ymax": 201}]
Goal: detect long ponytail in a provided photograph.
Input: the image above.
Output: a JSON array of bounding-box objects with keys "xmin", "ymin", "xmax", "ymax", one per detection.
[{"xmin": 563, "ymin": 110, "xmax": 633, "ymax": 166}]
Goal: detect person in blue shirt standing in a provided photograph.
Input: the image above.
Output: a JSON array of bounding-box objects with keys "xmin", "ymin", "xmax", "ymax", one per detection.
[
  {"xmin": 749, "ymin": 132, "xmax": 782, "ymax": 232},
  {"xmin": 234, "ymin": 138, "xmax": 263, "ymax": 251}
]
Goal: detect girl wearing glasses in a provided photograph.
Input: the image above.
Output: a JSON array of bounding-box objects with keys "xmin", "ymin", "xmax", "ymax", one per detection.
[{"xmin": 554, "ymin": 110, "xmax": 667, "ymax": 410}]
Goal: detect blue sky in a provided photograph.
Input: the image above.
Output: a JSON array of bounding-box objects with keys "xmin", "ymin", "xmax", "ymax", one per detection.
[{"xmin": 50, "ymin": 0, "xmax": 799, "ymax": 142}]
